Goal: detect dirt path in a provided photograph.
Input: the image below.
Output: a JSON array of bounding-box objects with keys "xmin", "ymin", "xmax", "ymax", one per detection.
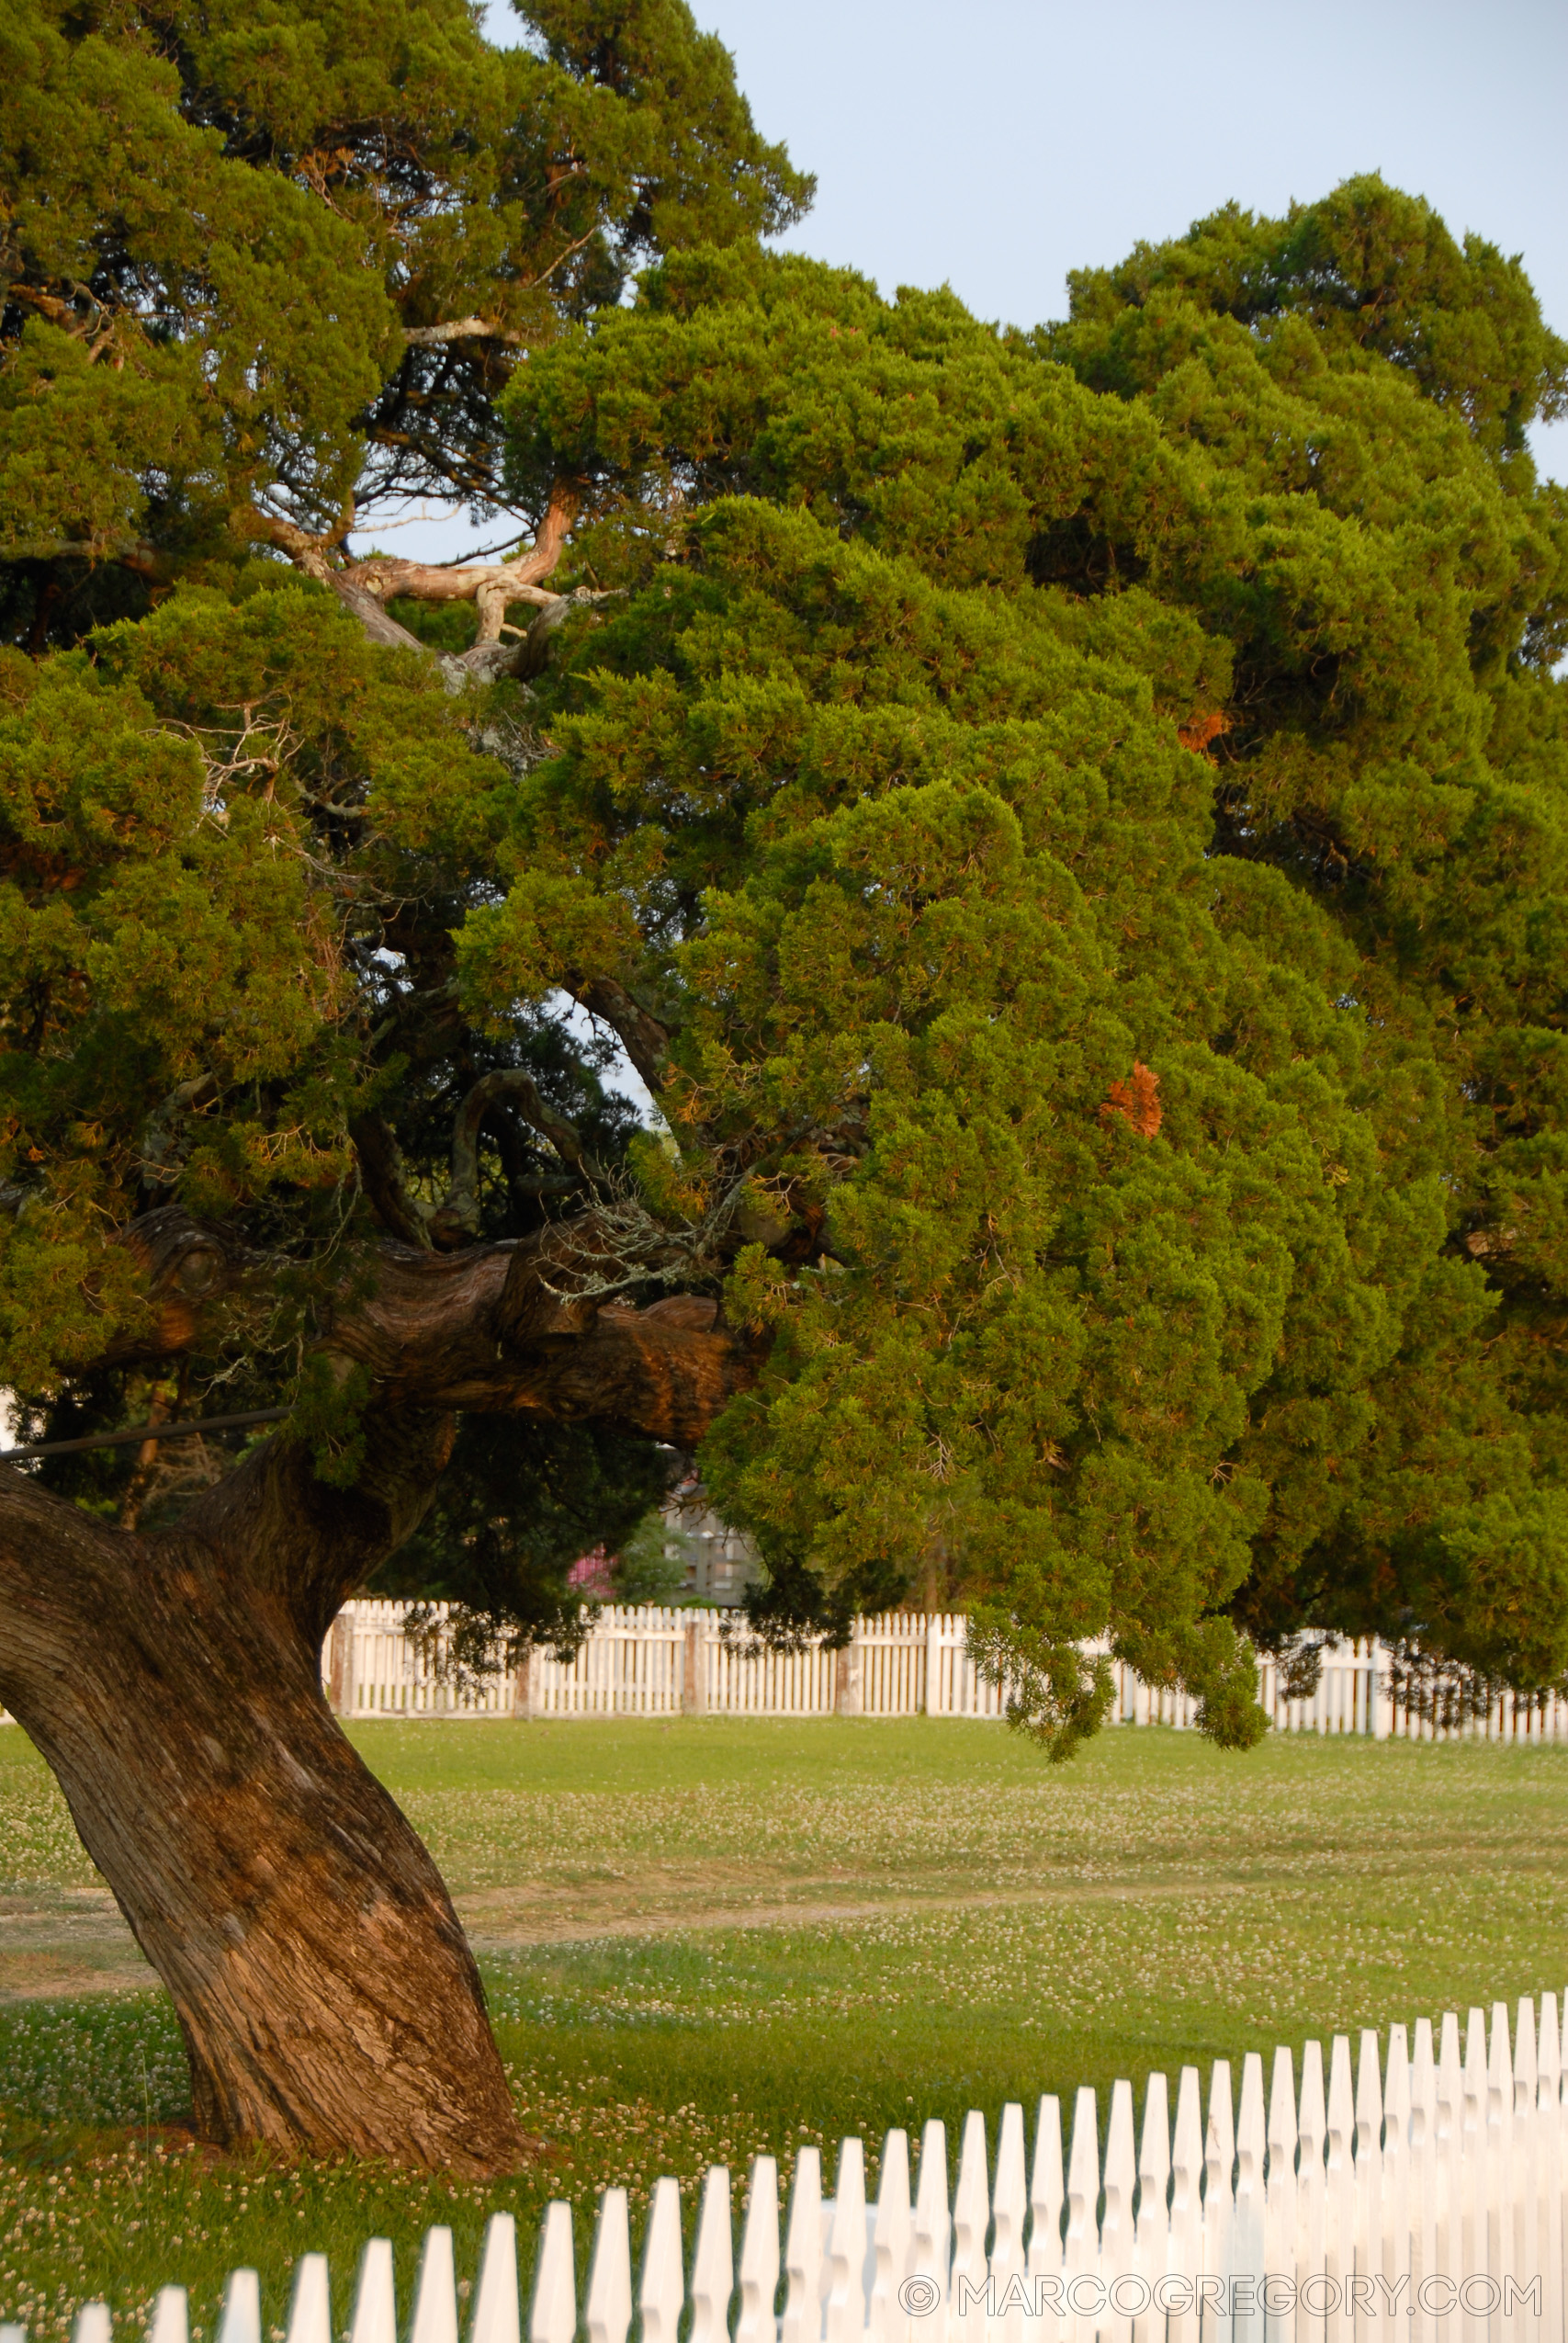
[
  {"xmin": 7, "ymin": 1843, "xmax": 1561, "ymax": 2002},
  {"xmin": 0, "ymin": 1872, "xmax": 1248, "ymax": 2002},
  {"xmin": 0, "ymin": 1868, "xmax": 1310, "ymax": 2001},
  {"xmin": 453, "ymin": 1872, "xmax": 1257, "ymax": 1954},
  {"xmin": 0, "ymin": 1888, "xmax": 151, "ymax": 2001}
]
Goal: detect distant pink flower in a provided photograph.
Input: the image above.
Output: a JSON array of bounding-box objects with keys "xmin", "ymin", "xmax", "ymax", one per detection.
[{"xmin": 568, "ymin": 1545, "xmax": 614, "ymax": 1598}]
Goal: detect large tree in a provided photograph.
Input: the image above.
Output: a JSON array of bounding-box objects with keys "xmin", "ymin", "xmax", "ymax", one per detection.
[
  {"xmin": 3, "ymin": 12, "xmax": 1567, "ymax": 2171},
  {"xmin": 0, "ymin": 0, "xmax": 802, "ymax": 2170}
]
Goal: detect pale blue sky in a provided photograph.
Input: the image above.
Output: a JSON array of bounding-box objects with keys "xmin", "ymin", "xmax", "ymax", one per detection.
[{"xmin": 357, "ymin": 0, "xmax": 1568, "ymax": 560}]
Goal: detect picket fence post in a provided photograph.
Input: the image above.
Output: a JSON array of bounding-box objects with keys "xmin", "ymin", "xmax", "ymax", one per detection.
[
  {"xmin": 471, "ymin": 2215, "xmax": 519, "ymax": 2343},
  {"xmin": 682, "ymin": 1618, "xmax": 705, "ymax": 1717},
  {"xmin": 326, "ymin": 1613, "xmax": 354, "ymax": 1718},
  {"xmin": 691, "ymin": 2168, "xmax": 733, "ymax": 2343},
  {"xmin": 924, "ymin": 1615, "xmax": 943, "ymax": 1715},
  {"xmin": 1026, "ymin": 2096, "xmax": 1063, "ymax": 2297},
  {"xmin": 530, "ymin": 2203, "xmax": 574, "ymax": 2343},
  {"xmin": 737, "ymin": 2158, "xmax": 780, "ymax": 2343}
]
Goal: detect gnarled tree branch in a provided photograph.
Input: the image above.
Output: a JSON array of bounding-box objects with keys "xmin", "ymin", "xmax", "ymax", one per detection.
[
  {"xmin": 574, "ymin": 976, "xmax": 672, "ymax": 1095},
  {"xmin": 435, "ymin": 1070, "xmax": 602, "ymax": 1245},
  {"xmin": 347, "ymin": 476, "xmax": 577, "ymax": 640},
  {"xmin": 74, "ymin": 1206, "xmax": 755, "ymax": 1504},
  {"xmin": 401, "ymin": 318, "xmax": 525, "ymax": 348},
  {"xmin": 351, "ymin": 1110, "xmax": 435, "ymax": 1249},
  {"xmin": 257, "ymin": 481, "xmax": 604, "ymax": 683},
  {"xmin": 260, "ymin": 479, "xmax": 577, "ymax": 630}
]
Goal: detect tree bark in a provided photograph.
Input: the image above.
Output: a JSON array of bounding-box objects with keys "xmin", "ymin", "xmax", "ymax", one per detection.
[
  {"xmin": 0, "ymin": 1212, "xmax": 758, "ymax": 2168},
  {"xmin": 0, "ymin": 1461, "xmax": 525, "ymax": 2168},
  {"xmin": 259, "ymin": 479, "xmax": 581, "ymax": 673}
]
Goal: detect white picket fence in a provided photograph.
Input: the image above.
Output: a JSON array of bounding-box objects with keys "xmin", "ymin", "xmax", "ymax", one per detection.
[
  {"xmin": 319, "ymin": 1605, "xmax": 1568, "ymax": 1741},
  {"xmin": 36, "ymin": 1985, "xmax": 1568, "ymax": 2343},
  {"xmin": 321, "ymin": 1605, "xmax": 1003, "ymax": 1724}
]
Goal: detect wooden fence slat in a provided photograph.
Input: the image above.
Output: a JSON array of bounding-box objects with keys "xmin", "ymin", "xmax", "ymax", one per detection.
[
  {"xmin": 1435, "ymin": 2014, "xmax": 1464, "ymax": 2343},
  {"xmin": 1408, "ymin": 2023, "xmax": 1437, "ymax": 2343},
  {"xmin": 1205, "ymin": 2063, "xmax": 1236, "ymax": 2343},
  {"xmin": 472, "ymin": 2216, "xmax": 521, "ymax": 2343},
  {"xmin": 348, "ymin": 2241, "xmax": 394, "ymax": 2343},
  {"xmin": 869, "ymin": 2131, "xmax": 911, "ymax": 2343},
  {"xmin": 1064, "ymin": 2090, "xmax": 1099, "ymax": 2343},
  {"xmin": 529, "ymin": 2206, "xmax": 575, "ymax": 2343},
  {"xmin": 1490, "ymin": 2005, "xmax": 1516, "ymax": 2340},
  {"xmin": 1132, "ymin": 2073, "xmax": 1170, "ymax": 2343},
  {"xmin": 220, "ymin": 2271, "xmax": 262, "ymax": 2343},
  {"xmin": 911, "ymin": 2121, "xmax": 951, "ymax": 2331},
  {"xmin": 585, "ymin": 2191, "xmax": 631, "ymax": 2343},
  {"xmin": 285, "ymin": 2258, "xmax": 329, "ymax": 2343},
  {"xmin": 1325, "ymin": 2041, "xmax": 1355, "ymax": 2343},
  {"xmin": 738, "ymin": 2160, "xmax": 781, "ymax": 2343},
  {"xmin": 637, "ymin": 2182, "xmax": 682, "ymax": 2343},
  {"xmin": 1540, "ymin": 1999, "xmax": 1565, "ymax": 2343},
  {"xmin": 1514, "ymin": 2002, "xmax": 1539, "ymax": 2343},
  {"xmin": 1297, "ymin": 2043, "xmax": 1327, "ymax": 2343},
  {"xmin": 784, "ymin": 2145, "xmax": 825, "ymax": 2343},
  {"xmin": 827, "ymin": 2141, "xmax": 868, "ymax": 2343},
  {"xmin": 1234, "ymin": 2055, "xmax": 1267, "ymax": 2343},
  {"xmin": 1101, "ymin": 2080, "xmax": 1138, "ymax": 2343},
  {"xmin": 1382, "ymin": 2028, "xmax": 1411, "ymax": 2343},
  {"xmin": 149, "ymin": 2291, "xmax": 188, "ymax": 2343},
  {"xmin": 991, "ymin": 2105, "xmax": 1028, "ymax": 2343},
  {"xmin": 1264, "ymin": 2049, "xmax": 1297, "ymax": 2343},
  {"xmin": 952, "ymin": 2114, "xmax": 990, "ymax": 2343},
  {"xmin": 411, "ymin": 2228, "xmax": 457, "ymax": 2343},
  {"xmin": 690, "ymin": 2168, "xmax": 734, "ymax": 2343},
  {"xmin": 1461, "ymin": 2011, "xmax": 1488, "ymax": 2343},
  {"xmin": 1029, "ymin": 2095, "xmax": 1065, "ymax": 2300},
  {"xmin": 1168, "ymin": 2068, "xmax": 1204, "ymax": 2343},
  {"xmin": 1352, "ymin": 2032, "xmax": 1382, "ymax": 2343}
]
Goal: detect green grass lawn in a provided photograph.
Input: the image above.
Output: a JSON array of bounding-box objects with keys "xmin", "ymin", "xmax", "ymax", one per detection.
[{"xmin": 2, "ymin": 1717, "xmax": 1565, "ymax": 2339}]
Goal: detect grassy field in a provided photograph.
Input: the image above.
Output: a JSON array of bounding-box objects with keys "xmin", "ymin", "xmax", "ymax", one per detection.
[{"xmin": 2, "ymin": 1717, "xmax": 1566, "ymax": 2338}]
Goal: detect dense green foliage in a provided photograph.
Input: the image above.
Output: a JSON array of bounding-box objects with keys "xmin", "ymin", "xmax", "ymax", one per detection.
[
  {"xmin": 3, "ymin": 0, "xmax": 1566, "ymax": 1756},
  {"xmin": 0, "ymin": 0, "xmax": 801, "ymax": 1621},
  {"xmin": 0, "ymin": 0, "xmax": 808, "ymax": 643},
  {"xmin": 491, "ymin": 187, "xmax": 1568, "ymax": 1729},
  {"xmin": 369, "ymin": 1417, "xmax": 677, "ymax": 1639}
]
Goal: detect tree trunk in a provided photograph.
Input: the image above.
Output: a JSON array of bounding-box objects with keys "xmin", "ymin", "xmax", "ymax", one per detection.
[
  {"xmin": 0, "ymin": 1212, "xmax": 758, "ymax": 2165},
  {"xmin": 0, "ymin": 1463, "xmax": 523, "ymax": 2169}
]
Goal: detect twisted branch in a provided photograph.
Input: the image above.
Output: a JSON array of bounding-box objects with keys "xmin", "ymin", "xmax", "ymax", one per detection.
[{"xmin": 435, "ymin": 1070, "xmax": 603, "ymax": 1243}]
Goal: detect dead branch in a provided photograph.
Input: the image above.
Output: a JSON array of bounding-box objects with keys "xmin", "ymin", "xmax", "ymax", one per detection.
[
  {"xmin": 256, "ymin": 480, "xmax": 604, "ymax": 685},
  {"xmin": 401, "ymin": 318, "xmax": 525, "ymax": 348}
]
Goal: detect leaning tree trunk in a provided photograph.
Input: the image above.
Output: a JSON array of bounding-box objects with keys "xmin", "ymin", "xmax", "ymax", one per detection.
[
  {"xmin": 0, "ymin": 1432, "xmax": 523, "ymax": 2169},
  {"xmin": 0, "ymin": 1210, "xmax": 753, "ymax": 2167}
]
